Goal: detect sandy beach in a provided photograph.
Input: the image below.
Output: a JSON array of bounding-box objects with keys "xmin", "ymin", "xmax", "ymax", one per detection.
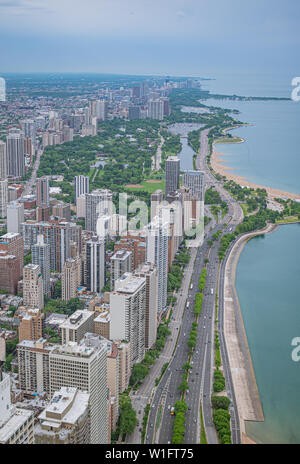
[{"xmin": 211, "ymin": 146, "xmax": 300, "ymax": 201}]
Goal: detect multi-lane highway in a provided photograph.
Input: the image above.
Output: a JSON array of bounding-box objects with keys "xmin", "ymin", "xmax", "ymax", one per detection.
[
  {"xmin": 128, "ymin": 126, "xmax": 244, "ymax": 445},
  {"xmin": 143, "ymin": 129, "xmax": 244, "ymax": 444}
]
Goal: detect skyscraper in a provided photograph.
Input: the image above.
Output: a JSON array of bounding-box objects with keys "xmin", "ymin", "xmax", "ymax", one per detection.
[
  {"xmin": 0, "ymin": 232, "xmax": 24, "ymax": 274},
  {"xmin": 85, "ymin": 236, "xmax": 106, "ymax": 293},
  {"xmin": 49, "ymin": 336, "xmax": 108, "ymax": 444},
  {"xmin": 146, "ymin": 217, "xmax": 169, "ymax": 314},
  {"xmin": 7, "ymin": 201, "xmax": 24, "ymax": 234},
  {"xmin": 74, "ymin": 175, "xmax": 89, "ymax": 201},
  {"xmin": 36, "ymin": 176, "xmax": 49, "ymax": 206},
  {"xmin": 148, "ymin": 99, "xmax": 164, "ymax": 120},
  {"xmin": 32, "ymin": 234, "xmax": 51, "ymax": 296},
  {"xmin": 165, "ymin": 156, "xmax": 180, "ymax": 197},
  {"xmin": 85, "ymin": 189, "xmax": 113, "ymax": 233},
  {"xmin": 0, "ymin": 372, "xmax": 34, "ymax": 444},
  {"xmin": 97, "ymin": 100, "xmax": 108, "ymax": 121},
  {"xmin": 110, "ymin": 273, "xmax": 146, "ymax": 366},
  {"xmin": 110, "ymin": 249, "xmax": 132, "ymax": 291},
  {"xmin": 0, "ymin": 179, "xmax": 8, "ymax": 218},
  {"xmin": 134, "ymin": 263, "xmax": 158, "ymax": 350},
  {"xmin": 23, "ymin": 263, "xmax": 44, "ymax": 310},
  {"xmin": 35, "ymin": 388, "xmax": 91, "ymax": 444},
  {"xmin": 60, "ymin": 310, "xmax": 94, "ymax": 345},
  {"xmin": 21, "ymin": 119, "xmax": 36, "ymax": 150},
  {"xmin": 62, "ymin": 256, "xmax": 81, "ymax": 301},
  {"xmin": 6, "ymin": 129, "xmax": 25, "ymax": 178},
  {"xmin": 0, "ymin": 141, "xmax": 7, "ymax": 179},
  {"xmin": 182, "ymin": 170, "xmax": 205, "ymax": 200}
]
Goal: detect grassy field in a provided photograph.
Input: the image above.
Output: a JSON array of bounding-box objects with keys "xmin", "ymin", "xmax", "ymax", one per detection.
[
  {"xmin": 215, "ymin": 136, "xmax": 244, "ymax": 144},
  {"xmin": 276, "ymin": 216, "xmax": 300, "ymax": 224},
  {"xmin": 125, "ymin": 179, "xmax": 165, "ymax": 193},
  {"xmin": 240, "ymin": 203, "xmax": 249, "ymax": 216}
]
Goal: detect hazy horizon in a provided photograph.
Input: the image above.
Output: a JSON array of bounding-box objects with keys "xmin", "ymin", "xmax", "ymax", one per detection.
[{"xmin": 0, "ymin": 0, "xmax": 299, "ymax": 75}]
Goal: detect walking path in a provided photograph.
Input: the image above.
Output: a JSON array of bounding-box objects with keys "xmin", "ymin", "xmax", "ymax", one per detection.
[{"xmin": 223, "ymin": 223, "xmax": 278, "ymax": 442}]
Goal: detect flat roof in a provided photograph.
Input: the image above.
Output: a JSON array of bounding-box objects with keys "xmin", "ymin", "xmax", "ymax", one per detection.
[{"xmin": 0, "ymin": 408, "xmax": 33, "ymax": 443}]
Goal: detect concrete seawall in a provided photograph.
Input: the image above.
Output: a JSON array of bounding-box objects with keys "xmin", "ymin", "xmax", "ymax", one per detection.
[{"xmin": 223, "ymin": 223, "xmax": 278, "ymax": 443}]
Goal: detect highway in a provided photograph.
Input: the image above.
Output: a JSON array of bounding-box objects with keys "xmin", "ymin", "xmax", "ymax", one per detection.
[
  {"xmin": 144, "ymin": 129, "xmax": 243, "ymax": 444},
  {"xmin": 129, "ymin": 127, "xmax": 244, "ymax": 445}
]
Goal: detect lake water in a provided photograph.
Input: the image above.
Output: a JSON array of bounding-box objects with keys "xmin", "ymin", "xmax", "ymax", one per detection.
[
  {"xmin": 198, "ymin": 72, "xmax": 300, "ymax": 196},
  {"xmin": 168, "ymin": 123, "xmax": 203, "ymax": 170},
  {"xmin": 200, "ymin": 72, "xmax": 300, "ymax": 444},
  {"xmin": 235, "ymin": 223, "xmax": 300, "ymax": 444}
]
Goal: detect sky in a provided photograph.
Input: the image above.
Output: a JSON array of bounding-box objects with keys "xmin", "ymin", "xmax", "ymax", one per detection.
[{"xmin": 0, "ymin": 0, "xmax": 299, "ymax": 75}]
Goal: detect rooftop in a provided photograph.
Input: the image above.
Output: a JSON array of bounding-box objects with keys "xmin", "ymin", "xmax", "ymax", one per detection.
[
  {"xmin": 59, "ymin": 310, "xmax": 93, "ymax": 330},
  {"xmin": 0, "ymin": 407, "xmax": 33, "ymax": 443},
  {"xmin": 114, "ymin": 272, "xmax": 145, "ymax": 294}
]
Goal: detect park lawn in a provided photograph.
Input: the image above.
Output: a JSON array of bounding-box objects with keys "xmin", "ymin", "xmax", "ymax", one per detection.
[
  {"xmin": 125, "ymin": 179, "xmax": 165, "ymax": 194},
  {"xmin": 240, "ymin": 203, "xmax": 249, "ymax": 216},
  {"xmin": 276, "ymin": 216, "xmax": 300, "ymax": 224}
]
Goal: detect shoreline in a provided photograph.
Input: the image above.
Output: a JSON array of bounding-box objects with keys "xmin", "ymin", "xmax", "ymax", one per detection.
[
  {"xmin": 223, "ymin": 223, "xmax": 278, "ymax": 444},
  {"xmin": 211, "ymin": 145, "xmax": 300, "ymax": 201}
]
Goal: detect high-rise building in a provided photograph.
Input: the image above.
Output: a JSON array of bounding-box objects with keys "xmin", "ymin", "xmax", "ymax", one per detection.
[
  {"xmin": 74, "ymin": 175, "xmax": 89, "ymax": 201},
  {"xmin": 52, "ymin": 202, "xmax": 71, "ymax": 221},
  {"xmin": 6, "ymin": 129, "xmax": 25, "ymax": 178},
  {"xmin": 85, "ymin": 236, "xmax": 106, "ymax": 293},
  {"xmin": 110, "ymin": 273, "xmax": 146, "ymax": 366},
  {"xmin": 49, "ymin": 336, "xmax": 108, "ymax": 444},
  {"xmin": 148, "ymin": 99, "xmax": 164, "ymax": 120},
  {"xmin": 110, "ymin": 249, "xmax": 132, "ymax": 291},
  {"xmin": 0, "ymin": 141, "xmax": 7, "ymax": 179},
  {"xmin": 0, "ymin": 372, "xmax": 34, "ymax": 444},
  {"xmin": 17, "ymin": 338, "xmax": 54, "ymax": 394},
  {"xmin": 21, "ymin": 219, "xmax": 71, "ymax": 272},
  {"xmin": 97, "ymin": 100, "xmax": 108, "ymax": 121},
  {"xmin": 24, "ymin": 137, "xmax": 33, "ymax": 157},
  {"xmin": 62, "ymin": 256, "xmax": 81, "ymax": 301},
  {"xmin": 32, "ymin": 234, "xmax": 51, "ymax": 296},
  {"xmin": 0, "ymin": 252, "xmax": 19, "ymax": 294},
  {"xmin": 146, "ymin": 217, "xmax": 169, "ymax": 314},
  {"xmin": 36, "ymin": 177, "xmax": 49, "ymax": 206},
  {"xmin": 128, "ymin": 106, "xmax": 141, "ymax": 120},
  {"xmin": 76, "ymin": 194, "xmax": 86, "ymax": 218},
  {"xmin": 85, "ymin": 189, "xmax": 113, "ymax": 233},
  {"xmin": 134, "ymin": 263, "xmax": 158, "ymax": 350},
  {"xmin": 19, "ymin": 308, "xmax": 45, "ymax": 342},
  {"xmin": 115, "ymin": 340, "xmax": 131, "ymax": 394},
  {"xmin": 35, "ymin": 387, "xmax": 91, "ymax": 444},
  {"xmin": 23, "ymin": 263, "xmax": 44, "ymax": 309},
  {"xmin": 150, "ymin": 189, "xmax": 164, "ymax": 220},
  {"xmin": 0, "ymin": 179, "xmax": 8, "ymax": 218},
  {"xmin": 182, "ymin": 170, "xmax": 205, "ymax": 200},
  {"xmin": 114, "ymin": 231, "xmax": 147, "ymax": 270},
  {"xmin": 7, "ymin": 201, "xmax": 24, "ymax": 234},
  {"xmin": 21, "ymin": 119, "xmax": 36, "ymax": 150},
  {"xmin": 59, "ymin": 310, "xmax": 94, "ymax": 344},
  {"xmin": 36, "ymin": 204, "xmax": 51, "ymax": 222},
  {"xmin": 0, "ymin": 232, "xmax": 24, "ymax": 274},
  {"xmin": 165, "ymin": 156, "xmax": 180, "ymax": 197}
]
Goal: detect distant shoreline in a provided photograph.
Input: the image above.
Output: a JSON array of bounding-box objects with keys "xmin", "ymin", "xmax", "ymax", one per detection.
[{"xmin": 211, "ymin": 142, "xmax": 300, "ymax": 200}]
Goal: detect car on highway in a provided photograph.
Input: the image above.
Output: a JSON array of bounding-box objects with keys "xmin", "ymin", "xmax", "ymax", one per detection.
[{"xmin": 150, "ymin": 423, "xmax": 153, "ymax": 428}]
